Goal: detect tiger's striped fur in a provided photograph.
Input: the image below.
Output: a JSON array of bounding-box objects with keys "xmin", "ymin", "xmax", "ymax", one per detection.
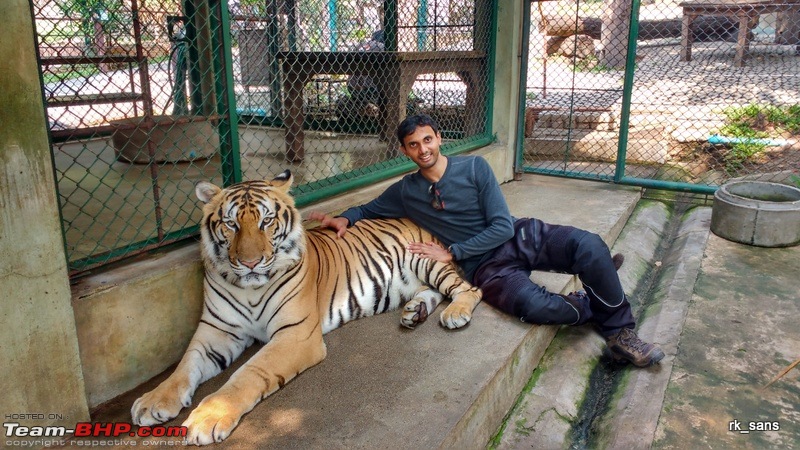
[{"xmin": 131, "ymin": 171, "xmax": 482, "ymax": 445}]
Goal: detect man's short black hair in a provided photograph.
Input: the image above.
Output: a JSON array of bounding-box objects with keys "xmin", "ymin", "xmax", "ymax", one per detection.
[{"xmin": 397, "ymin": 114, "xmax": 440, "ymax": 144}]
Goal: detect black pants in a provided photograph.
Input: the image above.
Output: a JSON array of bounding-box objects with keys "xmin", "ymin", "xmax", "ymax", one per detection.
[{"xmin": 473, "ymin": 218, "xmax": 635, "ymax": 337}]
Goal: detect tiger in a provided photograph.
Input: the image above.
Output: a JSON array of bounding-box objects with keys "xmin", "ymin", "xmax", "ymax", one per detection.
[{"xmin": 131, "ymin": 170, "xmax": 482, "ymax": 445}]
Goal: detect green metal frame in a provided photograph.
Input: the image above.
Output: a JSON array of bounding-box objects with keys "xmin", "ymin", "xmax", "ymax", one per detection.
[
  {"xmin": 292, "ymin": 0, "xmax": 499, "ymax": 205},
  {"xmin": 65, "ymin": 0, "xmax": 498, "ymax": 274},
  {"xmin": 294, "ymin": 136, "xmax": 495, "ymax": 206},
  {"xmin": 517, "ymin": 0, "xmax": 718, "ymax": 195},
  {"xmin": 515, "ymin": 0, "xmax": 532, "ymax": 174},
  {"xmin": 212, "ymin": 0, "xmax": 242, "ymax": 186}
]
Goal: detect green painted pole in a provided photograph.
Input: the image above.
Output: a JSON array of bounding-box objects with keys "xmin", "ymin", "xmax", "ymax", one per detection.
[
  {"xmin": 213, "ymin": 0, "xmax": 242, "ymax": 185},
  {"xmin": 267, "ymin": 0, "xmax": 282, "ymax": 116},
  {"xmin": 328, "ymin": 0, "xmax": 338, "ymax": 51},
  {"xmin": 184, "ymin": 0, "xmax": 203, "ymax": 114},
  {"xmin": 618, "ymin": 176, "xmax": 718, "ymax": 194},
  {"xmin": 515, "ymin": 0, "xmax": 532, "ymax": 172},
  {"xmin": 519, "ymin": 168, "xmax": 717, "ymax": 194},
  {"xmin": 484, "ymin": 0, "xmax": 498, "ymax": 137},
  {"xmin": 383, "ymin": 0, "xmax": 397, "ymax": 52},
  {"xmin": 614, "ymin": 0, "xmax": 642, "ymax": 183},
  {"xmin": 417, "ymin": 0, "xmax": 428, "ymax": 51},
  {"xmin": 519, "ymin": 166, "xmax": 616, "ymax": 182}
]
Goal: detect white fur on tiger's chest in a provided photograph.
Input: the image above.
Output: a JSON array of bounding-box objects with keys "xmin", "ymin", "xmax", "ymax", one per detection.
[{"xmin": 202, "ymin": 271, "xmax": 304, "ymax": 344}]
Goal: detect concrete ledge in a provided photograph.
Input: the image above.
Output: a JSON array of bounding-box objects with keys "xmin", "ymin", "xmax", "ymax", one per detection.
[
  {"xmin": 88, "ymin": 175, "xmax": 640, "ymax": 449},
  {"xmin": 72, "ymin": 245, "xmax": 205, "ymax": 407},
  {"xmin": 495, "ymin": 200, "xmax": 673, "ymax": 449},
  {"xmin": 525, "ymin": 129, "xmax": 670, "ymax": 164}
]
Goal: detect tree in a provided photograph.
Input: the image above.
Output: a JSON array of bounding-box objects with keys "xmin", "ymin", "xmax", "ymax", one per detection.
[
  {"xmin": 600, "ymin": 0, "xmax": 631, "ymax": 69},
  {"xmin": 56, "ymin": 0, "xmax": 124, "ymax": 56}
]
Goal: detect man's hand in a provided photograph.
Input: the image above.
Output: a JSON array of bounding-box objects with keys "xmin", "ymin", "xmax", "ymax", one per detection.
[
  {"xmin": 407, "ymin": 241, "xmax": 453, "ymax": 263},
  {"xmin": 307, "ymin": 211, "xmax": 349, "ymax": 238}
]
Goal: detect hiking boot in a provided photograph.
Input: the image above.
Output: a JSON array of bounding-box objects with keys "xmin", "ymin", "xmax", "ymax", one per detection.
[
  {"xmin": 606, "ymin": 328, "xmax": 665, "ymax": 367},
  {"xmin": 612, "ymin": 253, "xmax": 625, "ymax": 271}
]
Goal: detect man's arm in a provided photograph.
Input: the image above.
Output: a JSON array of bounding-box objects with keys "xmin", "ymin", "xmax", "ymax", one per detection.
[{"xmin": 309, "ymin": 181, "xmax": 407, "ymax": 237}]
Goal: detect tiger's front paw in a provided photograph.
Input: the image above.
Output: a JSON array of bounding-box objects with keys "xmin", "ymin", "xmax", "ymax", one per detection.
[
  {"xmin": 183, "ymin": 395, "xmax": 242, "ymax": 445},
  {"xmin": 132, "ymin": 383, "xmax": 192, "ymax": 426},
  {"xmin": 439, "ymin": 302, "xmax": 472, "ymax": 329},
  {"xmin": 400, "ymin": 297, "xmax": 429, "ymax": 329}
]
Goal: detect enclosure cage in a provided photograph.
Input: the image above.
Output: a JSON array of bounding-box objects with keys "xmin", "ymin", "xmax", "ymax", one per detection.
[
  {"xmin": 519, "ymin": 0, "xmax": 800, "ymax": 193},
  {"xmin": 32, "ymin": 0, "xmax": 495, "ymax": 274}
]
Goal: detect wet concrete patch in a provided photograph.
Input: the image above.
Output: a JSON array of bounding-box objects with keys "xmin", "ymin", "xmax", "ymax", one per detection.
[{"xmin": 654, "ymin": 234, "xmax": 800, "ymax": 449}]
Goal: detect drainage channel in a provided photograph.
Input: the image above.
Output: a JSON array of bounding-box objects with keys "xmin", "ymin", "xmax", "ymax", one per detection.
[{"xmin": 567, "ymin": 197, "xmax": 694, "ymax": 449}]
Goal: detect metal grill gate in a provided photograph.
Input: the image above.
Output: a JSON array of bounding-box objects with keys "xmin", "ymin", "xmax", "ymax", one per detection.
[
  {"xmin": 34, "ymin": 0, "xmax": 495, "ymax": 274},
  {"xmin": 519, "ymin": 0, "xmax": 800, "ymax": 194}
]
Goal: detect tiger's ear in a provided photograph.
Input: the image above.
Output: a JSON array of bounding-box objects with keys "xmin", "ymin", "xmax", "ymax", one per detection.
[
  {"xmin": 269, "ymin": 170, "xmax": 293, "ymax": 193},
  {"xmin": 195, "ymin": 181, "xmax": 221, "ymax": 203}
]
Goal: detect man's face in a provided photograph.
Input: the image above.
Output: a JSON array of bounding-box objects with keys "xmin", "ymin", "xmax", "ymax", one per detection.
[{"xmin": 400, "ymin": 125, "xmax": 442, "ymax": 170}]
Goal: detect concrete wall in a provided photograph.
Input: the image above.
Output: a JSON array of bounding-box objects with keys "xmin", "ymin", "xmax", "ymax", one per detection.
[
  {"xmin": 71, "ymin": 246, "xmax": 205, "ymax": 407},
  {"xmin": 3, "ymin": 0, "xmax": 524, "ymax": 413},
  {"xmin": 0, "ymin": 0, "xmax": 90, "ymax": 426},
  {"xmin": 491, "ymin": 0, "xmax": 525, "ymax": 183}
]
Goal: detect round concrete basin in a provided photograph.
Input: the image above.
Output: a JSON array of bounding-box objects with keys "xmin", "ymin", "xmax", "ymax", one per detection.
[{"xmin": 710, "ymin": 181, "xmax": 800, "ymax": 247}]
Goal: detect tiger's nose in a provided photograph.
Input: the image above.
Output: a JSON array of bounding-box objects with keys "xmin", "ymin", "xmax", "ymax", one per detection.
[{"xmin": 239, "ymin": 258, "xmax": 261, "ymax": 269}]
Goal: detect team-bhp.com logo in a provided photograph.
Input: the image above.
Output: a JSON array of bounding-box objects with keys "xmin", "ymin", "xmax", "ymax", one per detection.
[{"xmin": 4, "ymin": 421, "xmax": 187, "ymax": 438}]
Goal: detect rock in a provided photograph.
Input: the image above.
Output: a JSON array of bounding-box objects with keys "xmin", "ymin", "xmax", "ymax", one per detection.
[{"xmin": 559, "ymin": 34, "xmax": 595, "ymax": 59}]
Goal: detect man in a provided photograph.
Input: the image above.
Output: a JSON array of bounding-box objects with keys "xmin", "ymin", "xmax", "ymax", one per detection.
[{"xmin": 309, "ymin": 114, "xmax": 664, "ymax": 367}]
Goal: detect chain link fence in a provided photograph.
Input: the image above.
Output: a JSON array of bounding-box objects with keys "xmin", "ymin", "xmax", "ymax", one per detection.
[
  {"xmin": 229, "ymin": 0, "xmax": 493, "ymax": 186},
  {"xmin": 35, "ymin": 0, "xmax": 234, "ymax": 273},
  {"xmin": 522, "ymin": 0, "xmax": 800, "ymax": 191},
  {"xmin": 33, "ymin": 0, "xmax": 494, "ymax": 274}
]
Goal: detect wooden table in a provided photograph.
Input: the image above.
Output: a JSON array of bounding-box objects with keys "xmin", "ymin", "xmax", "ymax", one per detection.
[
  {"xmin": 276, "ymin": 50, "xmax": 487, "ymax": 161},
  {"xmin": 680, "ymin": 0, "xmax": 800, "ymax": 66}
]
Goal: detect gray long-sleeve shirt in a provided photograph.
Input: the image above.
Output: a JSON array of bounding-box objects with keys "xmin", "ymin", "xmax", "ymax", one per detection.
[{"xmin": 339, "ymin": 155, "xmax": 515, "ymax": 281}]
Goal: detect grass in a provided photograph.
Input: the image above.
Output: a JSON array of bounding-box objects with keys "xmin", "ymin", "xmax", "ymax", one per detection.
[
  {"xmin": 573, "ymin": 54, "xmax": 616, "ymax": 73},
  {"xmin": 548, "ymin": 54, "xmax": 618, "ymax": 74},
  {"xmin": 42, "ymin": 64, "xmax": 103, "ymax": 85},
  {"xmin": 41, "ymin": 55, "xmax": 170, "ymax": 86},
  {"xmin": 717, "ymin": 103, "xmax": 800, "ymax": 174}
]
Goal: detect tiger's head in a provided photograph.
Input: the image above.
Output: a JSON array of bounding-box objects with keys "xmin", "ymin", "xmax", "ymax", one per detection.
[{"xmin": 195, "ymin": 170, "xmax": 305, "ymax": 289}]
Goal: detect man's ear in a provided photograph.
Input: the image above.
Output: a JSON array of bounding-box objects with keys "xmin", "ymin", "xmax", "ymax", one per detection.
[{"xmin": 399, "ymin": 138, "xmax": 414, "ymax": 157}]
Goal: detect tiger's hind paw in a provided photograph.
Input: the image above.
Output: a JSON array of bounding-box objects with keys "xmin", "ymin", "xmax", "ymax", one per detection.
[
  {"xmin": 400, "ymin": 298, "xmax": 429, "ymax": 329},
  {"xmin": 439, "ymin": 302, "xmax": 473, "ymax": 329}
]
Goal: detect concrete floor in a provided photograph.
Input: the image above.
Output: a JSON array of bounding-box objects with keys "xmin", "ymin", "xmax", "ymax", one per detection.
[
  {"xmin": 66, "ymin": 174, "xmax": 800, "ymax": 450},
  {"xmin": 81, "ymin": 175, "xmax": 641, "ymax": 449}
]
